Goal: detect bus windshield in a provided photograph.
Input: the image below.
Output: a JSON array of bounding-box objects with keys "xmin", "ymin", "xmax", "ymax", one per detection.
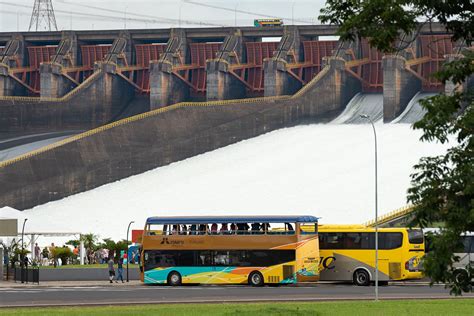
[{"xmin": 408, "ymin": 229, "xmax": 424, "ymax": 244}]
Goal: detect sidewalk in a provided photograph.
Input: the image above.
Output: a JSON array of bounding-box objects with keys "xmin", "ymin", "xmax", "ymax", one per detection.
[{"xmin": 0, "ymin": 280, "xmax": 142, "ymax": 288}]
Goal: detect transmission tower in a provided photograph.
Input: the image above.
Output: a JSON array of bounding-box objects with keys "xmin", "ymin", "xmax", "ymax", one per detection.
[{"xmin": 29, "ymin": 0, "xmax": 58, "ymax": 31}]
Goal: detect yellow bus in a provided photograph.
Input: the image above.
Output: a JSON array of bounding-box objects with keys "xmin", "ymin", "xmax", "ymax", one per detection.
[
  {"xmin": 317, "ymin": 225, "xmax": 425, "ymax": 286},
  {"xmin": 254, "ymin": 19, "xmax": 283, "ymax": 27},
  {"xmin": 140, "ymin": 215, "xmax": 319, "ymax": 286}
]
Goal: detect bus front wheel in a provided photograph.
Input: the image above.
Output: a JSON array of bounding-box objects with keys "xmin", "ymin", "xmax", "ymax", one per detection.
[
  {"xmin": 353, "ymin": 269, "xmax": 370, "ymax": 286},
  {"xmin": 248, "ymin": 271, "xmax": 264, "ymax": 287},
  {"xmin": 167, "ymin": 271, "xmax": 182, "ymax": 286}
]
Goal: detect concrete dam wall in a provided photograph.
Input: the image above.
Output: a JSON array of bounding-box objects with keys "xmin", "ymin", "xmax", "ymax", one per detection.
[{"xmin": 0, "ymin": 56, "xmax": 360, "ymax": 210}]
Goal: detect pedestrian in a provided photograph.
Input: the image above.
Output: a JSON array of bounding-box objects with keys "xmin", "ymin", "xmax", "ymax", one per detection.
[
  {"xmin": 108, "ymin": 257, "xmax": 115, "ymax": 283},
  {"xmin": 34, "ymin": 243, "xmax": 40, "ymax": 262},
  {"xmin": 41, "ymin": 247, "xmax": 49, "ymax": 266},
  {"xmin": 116, "ymin": 257, "xmax": 124, "ymax": 283}
]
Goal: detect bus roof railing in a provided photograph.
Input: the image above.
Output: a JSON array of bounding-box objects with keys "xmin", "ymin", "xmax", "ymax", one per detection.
[{"xmin": 146, "ymin": 215, "xmax": 319, "ymax": 225}]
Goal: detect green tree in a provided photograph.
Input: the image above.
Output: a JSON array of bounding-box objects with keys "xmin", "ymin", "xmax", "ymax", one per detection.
[
  {"xmin": 320, "ymin": 0, "xmax": 473, "ymax": 295},
  {"xmin": 80, "ymin": 233, "xmax": 99, "ymax": 264},
  {"xmin": 51, "ymin": 247, "xmax": 73, "ymax": 266},
  {"xmin": 100, "ymin": 238, "xmax": 117, "ymax": 260},
  {"xmin": 65, "ymin": 239, "xmax": 80, "ymax": 248},
  {"xmin": 100, "ymin": 238, "xmax": 131, "ymax": 261}
]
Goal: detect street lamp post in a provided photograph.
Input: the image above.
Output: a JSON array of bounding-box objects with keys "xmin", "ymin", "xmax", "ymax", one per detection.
[
  {"xmin": 360, "ymin": 114, "xmax": 379, "ymax": 301},
  {"xmin": 234, "ymin": 2, "xmax": 239, "ymax": 27},
  {"xmin": 291, "ymin": 1, "xmax": 296, "ymax": 25},
  {"xmin": 20, "ymin": 218, "xmax": 28, "ymax": 284},
  {"xmin": 126, "ymin": 221, "xmax": 135, "ymax": 282}
]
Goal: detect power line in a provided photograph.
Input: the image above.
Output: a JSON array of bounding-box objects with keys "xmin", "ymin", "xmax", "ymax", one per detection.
[
  {"xmin": 0, "ymin": 1, "xmax": 229, "ymax": 27},
  {"xmin": 183, "ymin": 0, "xmax": 313, "ymax": 24},
  {"xmin": 55, "ymin": 0, "xmax": 228, "ymax": 27}
]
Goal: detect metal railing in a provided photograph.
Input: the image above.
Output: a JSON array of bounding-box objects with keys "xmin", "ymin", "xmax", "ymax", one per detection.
[
  {"xmin": 13, "ymin": 265, "xmax": 39, "ymax": 284},
  {"xmin": 363, "ymin": 205, "xmax": 415, "ymax": 227}
]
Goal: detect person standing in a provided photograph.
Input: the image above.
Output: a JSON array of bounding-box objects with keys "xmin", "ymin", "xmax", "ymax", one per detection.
[
  {"xmin": 34, "ymin": 243, "xmax": 40, "ymax": 262},
  {"xmin": 116, "ymin": 257, "xmax": 124, "ymax": 283},
  {"xmin": 108, "ymin": 257, "xmax": 115, "ymax": 284}
]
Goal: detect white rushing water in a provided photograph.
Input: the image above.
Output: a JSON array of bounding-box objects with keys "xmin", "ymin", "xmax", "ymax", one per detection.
[
  {"xmin": 0, "ymin": 123, "xmax": 452, "ymax": 243},
  {"xmin": 392, "ymin": 92, "xmax": 437, "ymax": 124},
  {"xmin": 331, "ymin": 93, "xmax": 384, "ymax": 124}
]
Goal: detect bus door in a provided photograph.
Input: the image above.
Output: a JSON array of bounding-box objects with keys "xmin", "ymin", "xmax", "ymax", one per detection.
[
  {"xmin": 405, "ymin": 230, "xmax": 424, "ymax": 274},
  {"xmin": 295, "ymin": 223, "xmax": 320, "ymax": 281}
]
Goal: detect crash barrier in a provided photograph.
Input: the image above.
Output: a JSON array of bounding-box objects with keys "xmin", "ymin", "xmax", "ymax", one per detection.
[{"xmin": 363, "ymin": 205, "xmax": 415, "ymax": 227}]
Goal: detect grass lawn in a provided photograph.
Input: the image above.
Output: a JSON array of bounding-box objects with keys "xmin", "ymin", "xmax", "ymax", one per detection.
[
  {"xmin": 38, "ymin": 264, "xmax": 139, "ymax": 269},
  {"xmin": 2, "ymin": 300, "xmax": 473, "ymax": 316}
]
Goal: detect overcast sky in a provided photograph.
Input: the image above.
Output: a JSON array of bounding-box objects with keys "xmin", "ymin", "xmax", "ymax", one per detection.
[{"xmin": 0, "ymin": 0, "xmax": 327, "ymax": 32}]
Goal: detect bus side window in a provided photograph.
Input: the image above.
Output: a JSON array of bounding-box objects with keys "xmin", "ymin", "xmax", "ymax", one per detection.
[
  {"xmin": 198, "ymin": 251, "xmax": 212, "ymax": 266},
  {"xmin": 384, "ymin": 233, "xmax": 403, "ymax": 249},
  {"xmin": 326, "ymin": 233, "xmax": 344, "ymax": 249},
  {"xmin": 345, "ymin": 233, "xmax": 362, "ymax": 249}
]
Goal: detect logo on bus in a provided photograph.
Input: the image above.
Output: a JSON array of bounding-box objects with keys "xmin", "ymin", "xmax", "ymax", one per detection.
[
  {"xmin": 320, "ymin": 256, "xmax": 336, "ymax": 269},
  {"xmin": 160, "ymin": 238, "xmax": 184, "ymax": 245}
]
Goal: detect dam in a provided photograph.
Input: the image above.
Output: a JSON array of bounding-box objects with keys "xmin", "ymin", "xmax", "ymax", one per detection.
[{"xmin": 0, "ymin": 23, "xmax": 466, "ymax": 210}]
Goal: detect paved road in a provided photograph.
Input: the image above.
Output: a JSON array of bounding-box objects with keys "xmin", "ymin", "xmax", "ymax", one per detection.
[{"xmin": 1, "ymin": 283, "xmax": 473, "ymax": 307}]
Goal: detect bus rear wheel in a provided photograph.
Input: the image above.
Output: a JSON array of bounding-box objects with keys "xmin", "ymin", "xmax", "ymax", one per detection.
[
  {"xmin": 248, "ymin": 271, "xmax": 264, "ymax": 287},
  {"xmin": 454, "ymin": 269, "xmax": 470, "ymax": 284},
  {"xmin": 167, "ymin": 271, "xmax": 182, "ymax": 286},
  {"xmin": 353, "ymin": 269, "xmax": 370, "ymax": 286}
]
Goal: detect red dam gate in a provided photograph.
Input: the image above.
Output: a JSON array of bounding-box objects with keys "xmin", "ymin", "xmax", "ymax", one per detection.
[
  {"xmin": 418, "ymin": 35, "xmax": 453, "ymax": 92},
  {"xmin": 302, "ymin": 40, "xmax": 338, "ymax": 83},
  {"xmin": 134, "ymin": 44, "xmax": 166, "ymax": 93},
  {"xmin": 189, "ymin": 42, "xmax": 221, "ymax": 95},
  {"xmin": 25, "ymin": 46, "xmax": 57, "ymax": 93}
]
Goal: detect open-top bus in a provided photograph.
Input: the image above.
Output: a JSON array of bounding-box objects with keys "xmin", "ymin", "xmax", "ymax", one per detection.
[
  {"xmin": 317, "ymin": 225, "xmax": 425, "ymax": 286},
  {"xmin": 140, "ymin": 215, "xmax": 319, "ymax": 286}
]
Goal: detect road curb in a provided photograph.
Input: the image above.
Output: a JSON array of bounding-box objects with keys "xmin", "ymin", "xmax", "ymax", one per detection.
[{"xmin": 1, "ymin": 295, "xmax": 473, "ymax": 308}]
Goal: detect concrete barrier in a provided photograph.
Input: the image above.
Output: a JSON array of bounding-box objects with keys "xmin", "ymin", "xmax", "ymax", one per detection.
[{"xmin": 38, "ymin": 267, "xmax": 140, "ymax": 281}]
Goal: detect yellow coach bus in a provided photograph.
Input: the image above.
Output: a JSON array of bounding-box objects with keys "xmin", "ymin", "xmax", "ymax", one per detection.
[
  {"xmin": 254, "ymin": 19, "xmax": 283, "ymax": 27},
  {"xmin": 140, "ymin": 215, "xmax": 320, "ymax": 286},
  {"xmin": 317, "ymin": 225, "xmax": 425, "ymax": 286}
]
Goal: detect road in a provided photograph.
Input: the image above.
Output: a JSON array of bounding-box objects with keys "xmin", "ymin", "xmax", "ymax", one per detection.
[{"xmin": 1, "ymin": 283, "xmax": 473, "ymax": 307}]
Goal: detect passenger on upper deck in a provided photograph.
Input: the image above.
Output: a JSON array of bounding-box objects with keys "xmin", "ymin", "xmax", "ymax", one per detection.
[
  {"xmin": 262, "ymin": 223, "xmax": 271, "ymax": 233},
  {"xmin": 251, "ymin": 223, "xmax": 261, "ymax": 234},
  {"xmin": 220, "ymin": 223, "xmax": 229, "ymax": 235},
  {"xmin": 211, "ymin": 223, "xmax": 218, "ymax": 235},
  {"xmin": 190, "ymin": 224, "xmax": 197, "ymax": 235},
  {"xmin": 199, "ymin": 224, "xmax": 207, "ymax": 235},
  {"xmin": 230, "ymin": 223, "xmax": 237, "ymax": 234}
]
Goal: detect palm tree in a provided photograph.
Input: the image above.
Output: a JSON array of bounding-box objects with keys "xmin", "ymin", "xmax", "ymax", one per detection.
[{"xmin": 80, "ymin": 233, "xmax": 98, "ymax": 264}]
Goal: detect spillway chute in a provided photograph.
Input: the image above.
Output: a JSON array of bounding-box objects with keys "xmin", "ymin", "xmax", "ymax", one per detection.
[
  {"xmin": 331, "ymin": 93, "xmax": 384, "ymax": 124},
  {"xmin": 392, "ymin": 92, "xmax": 437, "ymax": 124}
]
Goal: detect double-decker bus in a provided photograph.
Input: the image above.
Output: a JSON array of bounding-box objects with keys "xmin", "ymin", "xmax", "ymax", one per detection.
[
  {"xmin": 140, "ymin": 215, "xmax": 319, "ymax": 286},
  {"xmin": 254, "ymin": 19, "xmax": 283, "ymax": 27},
  {"xmin": 317, "ymin": 225, "xmax": 425, "ymax": 286}
]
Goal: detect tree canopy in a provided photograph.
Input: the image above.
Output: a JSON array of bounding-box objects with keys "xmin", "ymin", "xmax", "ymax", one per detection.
[{"xmin": 320, "ymin": 0, "xmax": 473, "ymax": 295}]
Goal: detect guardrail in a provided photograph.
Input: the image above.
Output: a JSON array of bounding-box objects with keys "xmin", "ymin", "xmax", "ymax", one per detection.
[{"xmin": 363, "ymin": 205, "xmax": 415, "ymax": 227}]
